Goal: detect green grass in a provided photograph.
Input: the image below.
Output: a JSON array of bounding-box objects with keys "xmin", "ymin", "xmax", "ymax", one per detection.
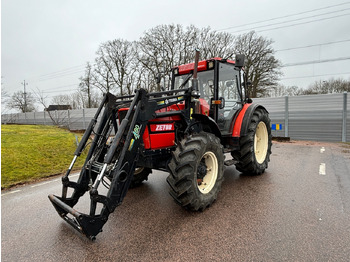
[{"xmin": 1, "ymin": 125, "xmax": 88, "ymax": 189}]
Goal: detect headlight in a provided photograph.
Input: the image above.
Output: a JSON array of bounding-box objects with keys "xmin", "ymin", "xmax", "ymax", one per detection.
[
  {"xmin": 174, "ymin": 68, "xmax": 179, "ymax": 75},
  {"xmin": 208, "ymin": 61, "xmax": 214, "ymax": 69}
]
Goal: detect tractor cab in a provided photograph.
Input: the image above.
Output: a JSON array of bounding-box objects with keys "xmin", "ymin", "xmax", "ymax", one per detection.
[{"xmin": 172, "ymin": 57, "xmax": 245, "ymax": 134}]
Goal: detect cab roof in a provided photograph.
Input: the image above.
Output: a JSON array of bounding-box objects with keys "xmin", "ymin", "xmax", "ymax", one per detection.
[{"xmin": 174, "ymin": 57, "xmax": 235, "ymax": 75}]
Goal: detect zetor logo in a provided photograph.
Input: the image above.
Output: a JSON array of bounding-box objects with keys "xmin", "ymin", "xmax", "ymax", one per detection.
[{"xmin": 154, "ymin": 124, "xmax": 173, "ymax": 131}]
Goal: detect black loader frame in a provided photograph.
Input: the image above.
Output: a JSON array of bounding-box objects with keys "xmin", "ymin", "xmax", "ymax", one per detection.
[{"xmin": 49, "ymin": 87, "xmax": 196, "ymax": 240}]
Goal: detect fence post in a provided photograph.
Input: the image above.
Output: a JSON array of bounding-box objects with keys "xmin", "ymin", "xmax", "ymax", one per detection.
[
  {"xmin": 285, "ymin": 96, "xmax": 289, "ymax": 138},
  {"xmin": 342, "ymin": 92, "xmax": 347, "ymax": 142},
  {"xmin": 44, "ymin": 110, "xmax": 46, "ymax": 125}
]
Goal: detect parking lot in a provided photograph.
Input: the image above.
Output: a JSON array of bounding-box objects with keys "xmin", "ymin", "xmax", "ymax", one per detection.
[{"xmin": 2, "ymin": 141, "xmax": 350, "ymax": 261}]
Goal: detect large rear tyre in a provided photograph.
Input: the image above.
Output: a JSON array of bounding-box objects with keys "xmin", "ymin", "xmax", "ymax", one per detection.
[
  {"xmin": 167, "ymin": 132, "xmax": 224, "ymax": 211},
  {"xmin": 233, "ymin": 108, "xmax": 272, "ymax": 175}
]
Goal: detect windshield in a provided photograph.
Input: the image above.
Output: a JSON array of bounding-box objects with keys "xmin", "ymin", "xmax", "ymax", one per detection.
[{"xmin": 174, "ymin": 70, "xmax": 215, "ymax": 99}]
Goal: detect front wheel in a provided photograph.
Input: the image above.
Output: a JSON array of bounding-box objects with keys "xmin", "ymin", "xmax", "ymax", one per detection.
[
  {"xmin": 167, "ymin": 132, "xmax": 224, "ymax": 211},
  {"xmin": 233, "ymin": 107, "xmax": 272, "ymax": 175}
]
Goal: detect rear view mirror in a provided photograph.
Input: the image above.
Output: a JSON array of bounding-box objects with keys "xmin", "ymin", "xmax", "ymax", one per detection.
[{"xmin": 235, "ymin": 54, "xmax": 245, "ymax": 68}]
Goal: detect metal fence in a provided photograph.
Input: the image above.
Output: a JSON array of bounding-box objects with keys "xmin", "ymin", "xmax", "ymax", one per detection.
[
  {"xmin": 254, "ymin": 92, "xmax": 349, "ymax": 142},
  {"xmin": 1, "ymin": 92, "xmax": 349, "ymax": 142}
]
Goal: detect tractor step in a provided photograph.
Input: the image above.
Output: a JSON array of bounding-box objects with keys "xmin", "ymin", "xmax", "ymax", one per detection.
[{"xmin": 224, "ymin": 159, "xmax": 238, "ymax": 166}]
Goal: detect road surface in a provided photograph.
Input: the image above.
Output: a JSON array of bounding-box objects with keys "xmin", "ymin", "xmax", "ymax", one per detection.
[{"xmin": 2, "ymin": 141, "xmax": 350, "ymax": 261}]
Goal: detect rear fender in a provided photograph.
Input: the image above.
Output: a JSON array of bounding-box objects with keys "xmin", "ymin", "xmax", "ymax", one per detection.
[{"xmin": 232, "ymin": 104, "xmax": 268, "ymax": 137}]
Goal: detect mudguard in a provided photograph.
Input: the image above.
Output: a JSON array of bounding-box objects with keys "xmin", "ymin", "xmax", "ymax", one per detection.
[
  {"xmin": 191, "ymin": 113, "xmax": 222, "ymax": 138},
  {"xmin": 232, "ymin": 103, "xmax": 269, "ymax": 137}
]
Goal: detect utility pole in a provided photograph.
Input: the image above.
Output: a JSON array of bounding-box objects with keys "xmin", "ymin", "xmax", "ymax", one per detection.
[{"xmin": 21, "ymin": 80, "xmax": 28, "ymax": 112}]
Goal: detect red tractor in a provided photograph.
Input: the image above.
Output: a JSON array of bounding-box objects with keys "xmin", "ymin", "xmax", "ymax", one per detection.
[{"xmin": 49, "ymin": 51, "xmax": 272, "ymax": 240}]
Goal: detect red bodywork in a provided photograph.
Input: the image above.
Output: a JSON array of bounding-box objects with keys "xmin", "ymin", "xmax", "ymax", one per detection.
[
  {"xmin": 119, "ymin": 105, "xmax": 182, "ymax": 150},
  {"xmin": 232, "ymin": 103, "xmax": 252, "ymax": 137},
  {"xmin": 119, "ymin": 98, "xmax": 211, "ymax": 150},
  {"xmin": 119, "ymin": 57, "xmax": 247, "ymax": 150}
]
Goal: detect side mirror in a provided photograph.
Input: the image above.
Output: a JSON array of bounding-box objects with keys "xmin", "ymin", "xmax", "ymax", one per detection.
[{"xmin": 235, "ymin": 54, "xmax": 245, "ymax": 68}]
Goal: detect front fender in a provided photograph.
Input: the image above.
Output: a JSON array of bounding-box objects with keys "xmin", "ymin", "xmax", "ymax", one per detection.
[
  {"xmin": 191, "ymin": 113, "xmax": 222, "ymax": 138},
  {"xmin": 232, "ymin": 104, "xmax": 269, "ymax": 137}
]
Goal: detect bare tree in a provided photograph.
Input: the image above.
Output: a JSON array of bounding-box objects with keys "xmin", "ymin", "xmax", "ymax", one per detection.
[
  {"xmin": 1, "ymin": 85, "xmax": 10, "ymax": 113},
  {"xmin": 51, "ymin": 94, "xmax": 72, "ymax": 105},
  {"xmin": 305, "ymin": 78, "xmax": 350, "ymax": 94},
  {"xmin": 196, "ymin": 26, "xmax": 236, "ymax": 60},
  {"xmin": 91, "ymin": 39, "xmax": 137, "ymax": 95},
  {"xmin": 265, "ymin": 84, "xmax": 304, "ymax": 97},
  {"xmin": 72, "ymin": 89, "xmax": 101, "ymax": 109},
  {"xmin": 8, "ymin": 91, "xmax": 36, "ymax": 112},
  {"xmin": 234, "ymin": 31, "xmax": 282, "ymax": 98},
  {"xmin": 33, "ymin": 89, "xmax": 68, "ymax": 126},
  {"xmin": 1, "ymin": 86, "xmax": 9, "ymax": 103},
  {"xmin": 79, "ymin": 62, "xmax": 94, "ymax": 108},
  {"xmin": 137, "ymin": 24, "xmax": 198, "ymax": 91},
  {"xmin": 137, "ymin": 24, "xmax": 238, "ymax": 92},
  {"xmin": 79, "ymin": 25, "xmax": 281, "ymax": 97}
]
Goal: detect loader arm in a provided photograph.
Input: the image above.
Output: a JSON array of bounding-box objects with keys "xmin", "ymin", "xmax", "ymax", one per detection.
[{"xmin": 49, "ymin": 88, "xmax": 191, "ymax": 240}]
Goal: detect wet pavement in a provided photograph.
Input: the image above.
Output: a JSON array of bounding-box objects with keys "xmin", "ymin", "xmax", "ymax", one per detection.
[{"xmin": 2, "ymin": 141, "xmax": 350, "ymax": 261}]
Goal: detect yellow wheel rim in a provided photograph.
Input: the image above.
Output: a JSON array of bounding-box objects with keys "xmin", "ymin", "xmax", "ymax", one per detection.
[
  {"xmin": 254, "ymin": 121, "xmax": 268, "ymax": 164},
  {"xmin": 197, "ymin": 151, "xmax": 218, "ymax": 194}
]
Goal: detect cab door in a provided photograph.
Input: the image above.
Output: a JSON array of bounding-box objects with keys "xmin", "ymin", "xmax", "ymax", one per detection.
[{"xmin": 216, "ymin": 62, "xmax": 242, "ymax": 134}]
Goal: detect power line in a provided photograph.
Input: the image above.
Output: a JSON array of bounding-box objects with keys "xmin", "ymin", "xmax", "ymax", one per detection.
[
  {"xmin": 217, "ymin": 2, "xmax": 350, "ymax": 31},
  {"xmin": 41, "ymin": 88, "xmax": 78, "ymax": 94},
  {"xmin": 282, "ymin": 56, "xmax": 350, "ymax": 67},
  {"xmin": 27, "ymin": 63, "xmax": 96, "ymax": 82},
  {"xmin": 257, "ymin": 13, "xmax": 350, "ymax": 33},
  {"xmin": 39, "ymin": 84, "xmax": 79, "ymax": 93},
  {"xmin": 229, "ymin": 12, "xmax": 350, "ymax": 34},
  {"xmin": 275, "ymin": 39, "xmax": 350, "ymax": 52},
  {"xmin": 38, "ymin": 64, "xmax": 86, "ymax": 78},
  {"xmin": 229, "ymin": 7, "xmax": 350, "ymax": 34},
  {"xmin": 36, "ymin": 68, "xmax": 86, "ymax": 82}
]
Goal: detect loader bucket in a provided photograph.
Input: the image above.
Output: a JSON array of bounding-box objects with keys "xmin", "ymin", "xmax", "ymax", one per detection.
[{"xmin": 48, "ymin": 194, "xmax": 106, "ymax": 240}]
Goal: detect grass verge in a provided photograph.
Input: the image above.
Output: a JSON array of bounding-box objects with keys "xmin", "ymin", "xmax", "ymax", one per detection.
[{"xmin": 1, "ymin": 125, "xmax": 88, "ymax": 189}]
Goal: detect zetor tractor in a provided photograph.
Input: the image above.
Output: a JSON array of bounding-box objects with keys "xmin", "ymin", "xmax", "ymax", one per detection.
[{"xmin": 49, "ymin": 51, "xmax": 272, "ymax": 240}]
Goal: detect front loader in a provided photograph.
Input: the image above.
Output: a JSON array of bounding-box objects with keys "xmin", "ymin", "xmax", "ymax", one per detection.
[{"xmin": 49, "ymin": 51, "xmax": 272, "ymax": 240}]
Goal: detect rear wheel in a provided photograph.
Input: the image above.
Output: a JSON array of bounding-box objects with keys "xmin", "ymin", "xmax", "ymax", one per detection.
[
  {"xmin": 167, "ymin": 132, "xmax": 224, "ymax": 211},
  {"xmin": 233, "ymin": 108, "xmax": 272, "ymax": 175},
  {"xmin": 129, "ymin": 167, "xmax": 152, "ymax": 188}
]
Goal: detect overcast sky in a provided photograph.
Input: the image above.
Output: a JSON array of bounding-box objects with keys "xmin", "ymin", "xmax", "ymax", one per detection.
[{"xmin": 2, "ymin": 0, "xmax": 350, "ymax": 111}]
